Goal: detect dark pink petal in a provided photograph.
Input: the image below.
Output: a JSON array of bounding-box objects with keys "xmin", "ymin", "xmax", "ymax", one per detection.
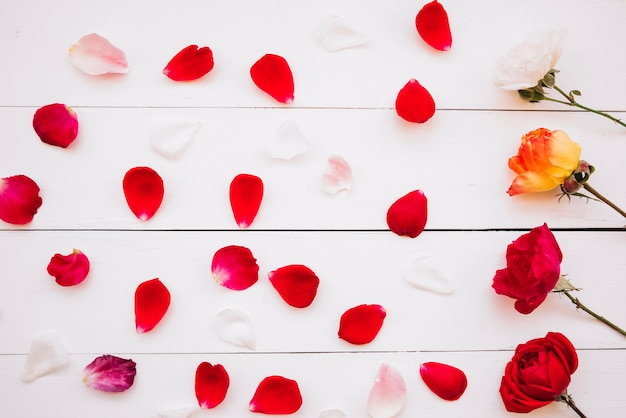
[
  {"xmin": 212, "ymin": 245, "xmax": 259, "ymax": 290},
  {"xmin": 419, "ymin": 362, "xmax": 467, "ymax": 401},
  {"xmin": 163, "ymin": 45, "xmax": 214, "ymax": 81},
  {"xmin": 250, "ymin": 54, "xmax": 294, "ymax": 103},
  {"xmin": 122, "ymin": 166, "xmax": 164, "ymax": 221},
  {"xmin": 47, "ymin": 249, "xmax": 90, "ymax": 287},
  {"xmin": 195, "ymin": 362, "xmax": 230, "ymax": 409},
  {"xmin": 338, "ymin": 304, "xmax": 386, "ymax": 345},
  {"xmin": 82, "ymin": 354, "xmax": 136, "ymax": 392},
  {"xmin": 386, "ymin": 189, "xmax": 428, "ymax": 238},
  {"xmin": 415, "ymin": 1, "xmax": 452, "ymax": 51},
  {"xmin": 395, "ymin": 79, "xmax": 435, "ymax": 123},
  {"xmin": 249, "ymin": 375, "xmax": 302, "ymax": 414},
  {"xmin": 135, "ymin": 278, "xmax": 171, "ymax": 333},
  {"xmin": 230, "ymin": 174, "xmax": 264, "ymax": 229},
  {"xmin": 268, "ymin": 264, "xmax": 320, "ymax": 308},
  {"xmin": 0, "ymin": 175, "xmax": 42, "ymax": 225},
  {"xmin": 32, "ymin": 104, "xmax": 78, "ymax": 148}
]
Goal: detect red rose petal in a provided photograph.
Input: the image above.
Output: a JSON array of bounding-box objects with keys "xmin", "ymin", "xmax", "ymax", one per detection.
[
  {"xmin": 419, "ymin": 362, "xmax": 467, "ymax": 401},
  {"xmin": 82, "ymin": 354, "xmax": 136, "ymax": 392},
  {"xmin": 229, "ymin": 173, "xmax": 264, "ymax": 229},
  {"xmin": 47, "ymin": 249, "xmax": 90, "ymax": 287},
  {"xmin": 135, "ymin": 278, "xmax": 171, "ymax": 333},
  {"xmin": 212, "ymin": 245, "xmax": 259, "ymax": 290},
  {"xmin": 395, "ymin": 79, "xmax": 436, "ymax": 123},
  {"xmin": 0, "ymin": 174, "xmax": 43, "ymax": 225},
  {"xmin": 163, "ymin": 45, "xmax": 214, "ymax": 81},
  {"xmin": 415, "ymin": 1, "xmax": 452, "ymax": 51},
  {"xmin": 122, "ymin": 166, "xmax": 164, "ymax": 221},
  {"xmin": 338, "ymin": 304, "xmax": 386, "ymax": 345},
  {"xmin": 249, "ymin": 375, "xmax": 303, "ymax": 414},
  {"xmin": 250, "ymin": 54, "xmax": 294, "ymax": 103},
  {"xmin": 386, "ymin": 189, "xmax": 428, "ymax": 238},
  {"xmin": 32, "ymin": 103, "xmax": 79, "ymax": 148},
  {"xmin": 268, "ymin": 264, "xmax": 320, "ymax": 308},
  {"xmin": 195, "ymin": 362, "xmax": 230, "ymax": 409}
]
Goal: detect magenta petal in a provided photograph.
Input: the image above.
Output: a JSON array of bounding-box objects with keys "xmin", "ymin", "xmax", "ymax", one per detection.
[
  {"xmin": 32, "ymin": 104, "xmax": 79, "ymax": 148},
  {"xmin": 0, "ymin": 174, "xmax": 43, "ymax": 225},
  {"xmin": 249, "ymin": 375, "xmax": 303, "ymax": 414},
  {"xmin": 419, "ymin": 362, "xmax": 467, "ymax": 401},
  {"xmin": 83, "ymin": 355, "xmax": 136, "ymax": 392},
  {"xmin": 122, "ymin": 166, "xmax": 164, "ymax": 221},
  {"xmin": 47, "ymin": 249, "xmax": 90, "ymax": 286},
  {"xmin": 386, "ymin": 189, "xmax": 428, "ymax": 238},
  {"xmin": 415, "ymin": 1, "xmax": 452, "ymax": 51},
  {"xmin": 135, "ymin": 278, "xmax": 171, "ymax": 333},
  {"xmin": 338, "ymin": 304, "xmax": 386, "ymax": 345},
  {"xmin": 195, "ymin": 362, "xmax": 230, "ymax": 409},
  {"xmin": 268, "ymin": 264, "xmax": 320, "ymax": 308},
  {"xmin": 212, "ymin": 245, "xmax": 259, "ymax": 290},
  {"xmin": 229, "ymin": 174, "xmax": 264, "ymax": 229}
]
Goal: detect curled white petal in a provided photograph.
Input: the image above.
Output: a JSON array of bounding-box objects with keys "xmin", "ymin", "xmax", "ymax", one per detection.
[
  {"xmin": 320, "ymin": 409, "xmax": 347, "ymax": 418},
  {"xmin": 264, "ymin": 119, "xmax": 311, "ymax": 160},
  {"xmin": 215, "ymin": 308, "xmax": 256, "ymax": 350},
  {"xmin": 402, "ymin": 253, "xmax": 454, "ymax": 294},
  {"xmin": 69, "ymin": 33, "xmax": 128, "ymax": 75},
  {"xmin": 367, "ymin": 363, "xmax": 406, "ymax": 418},
  {"xmin": 150, "ymin": 120, "xmax": 201, "ymax": 159},
  {"xmin": 316, "ymin": 13, "xmax": 368, "ymax": 52},
  {"xmin": 323, "ymin": 155, "xmax": 352, "ymax": 195},
  {"xmin": 22, "ymin": 330, "xmax": 68, "ymax": 382}
]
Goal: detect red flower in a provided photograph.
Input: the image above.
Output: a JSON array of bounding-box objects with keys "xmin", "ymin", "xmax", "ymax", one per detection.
[
  {"xmin": 0, "ymin": 175, "xmax": 43, "ymax": 225},
  {"xmin": 135, "ymin": 278, "xmax": 171, "ymax": 333},
  {"xmin": 212, "ymin": 245, "xmax": 259, "ymax": 290},
  {"xmin": 500, "ymin": 332, "xmax": 578, "ymax": 413},
  {"xmin": 395, "ymin": 79, "xmax": 436, "ymax": 123},
  {"xmin": 229, "ymin": 174, "xmax": 264, "ymax": 229},
  {"xmin": 492, "ymin": 223, "xmax": 562, "ymax": 314},
  {"xmin": 338, "ymin": 304, "xmax": 386, "ymax": 345},
  {"xmin": 268, "ymin": 264, "xmax": 320, "ymax": 308},
  {"xmin": 47, "ymin": 249, "xmax": 90, "ymax": 286},
  {"xmin": 32, "ymin": 104, "xmax": 79, "ymax": 148},
  {"xmin": 386, "ymin": 189, "xmax": 428, "ymax": 238},
  {"xmin": 163, "ymin": 45, "xmax": 214, "ymax": 81},
  {"xmin": 249, "ymin": 375, "xmax": 302, "ymax": 414},
  {"xmin": 82, "ymin": 354, "xmax": 136, "ymax": 392},
  {"xmin": 415, "ymin": 1, "xmax": 452, "ymax": 51},
  {"xmin": 195, "ymin": 362, "xmax": 230, "ymax": 409},
  {"xmin": 122, "ymin": 167, "xmax": 164, "ymax": 221},
  {"xmin": 419, "ymin": 362, "xmax": 467, "ymax": 401},
  {"xmin": 250, "ymin": 54, "xmax": 294, "ymax": 103}
]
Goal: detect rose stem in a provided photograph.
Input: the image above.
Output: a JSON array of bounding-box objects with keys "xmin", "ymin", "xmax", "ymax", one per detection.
[
  {"xmin": 560, "ymin": 395, "xmax": 587, "ymax": 418},
  {"xmin": 562, "ymin": 291, "xmax": 626, "ymax": 337},
  {"xmin": 582, "ymin": 183, "xmax": 626, "ymax": 218}
]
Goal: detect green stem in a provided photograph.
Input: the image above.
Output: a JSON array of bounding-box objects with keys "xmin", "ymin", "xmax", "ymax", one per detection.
[
  {"xmin": 562, "ymin": 290, "xmax": 626, "ymax": 337},
  {"xmin": 559, "ymin": 394, "xmax": 587, "ymax": 418},
  {"xmin": 583, "ymin": 183, "xmax": 626, "ymax": 218}
]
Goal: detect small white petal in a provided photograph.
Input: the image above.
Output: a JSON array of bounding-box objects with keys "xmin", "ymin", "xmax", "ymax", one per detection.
[
  {"xmin": 320, "ymin": 409, "xmax": 347, "ymax": 418},
  {"xmin": 157, "ymin": 407, "xmax": 205, "ymax": 418},
  {"xmin": 22, "ymin": 330, "xmax": 68, "ymax": 382},
  {"xmin": 264, "ymin": 119, "xmax": 311, "ymax": 160},
  {"xmin": 316, "ymin": 13, "xmax": 369, "ymax": 52},
  {"xmin": 323, "ymin": 155, "xmax": 352, "ymax": 195},
  {"xmin": 402, "ymin": 253, "xmax": 454, "ymax": 294},
  {"xmin": 150, "ymin": 120, "xmax": 201, "ymax": 159},
  {"xmin": 68, "ymin": 33, "xmax": 128, "ymax": 75},
  {"xmin": 215, "ymin": 308, "xmax": 256, "ymax": 350},
  {"xmin": 367, "ymin": 363, "xmax": 406, "ymax": 418}
]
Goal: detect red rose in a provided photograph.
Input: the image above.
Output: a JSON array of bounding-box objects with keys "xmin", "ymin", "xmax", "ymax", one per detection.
[
  {"xmin": 492, "ymin": 223, "xmax": 562, "ymax": 314},
  {"xmin": 500, "ymin": 332, "xmax": 578, "ymax": 413}
]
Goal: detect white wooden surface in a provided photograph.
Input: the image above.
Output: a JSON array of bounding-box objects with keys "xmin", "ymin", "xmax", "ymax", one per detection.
[{"xmin": 1, "ymin": 1, "xmax": 625, "ymax": 417}]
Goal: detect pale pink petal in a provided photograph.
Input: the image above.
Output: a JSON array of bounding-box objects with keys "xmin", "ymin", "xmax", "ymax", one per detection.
[
  {"xmin": 402, "ymin": 253, "xmax": 454, "ymax": 294},
  {"xmin": 150, "ymin": 120, "xmax": 201, "ymax": 159},
  {"xmin": 69, "ymin": 33, "xmax": 128, "ymax": 75},
  {"xmin": 322, "ymin": 155, "xmax": 352, "ymax": 195},
  {"xmin": 215, "ymin": 308, "xmax": 256, "ymax": 350},
  {"xmin": 264, "ymin": 119, "xmax": 311, "ymax": 160},
  {"xmin": 367, "ymin": 363, "xmax": 407, "ymax": 418},
  {"xmin": 22, "ymin": 330, "xmax": 68, "ymax": 382},
  {"xmin": 316, "ymin": 13, "xmax": 368, "ymax": 52}
]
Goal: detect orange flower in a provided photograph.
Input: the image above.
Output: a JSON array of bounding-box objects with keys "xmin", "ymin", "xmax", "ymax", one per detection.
[{"xmin": 507, "ymin": 128, "xmax": 581, "ymax": 196}]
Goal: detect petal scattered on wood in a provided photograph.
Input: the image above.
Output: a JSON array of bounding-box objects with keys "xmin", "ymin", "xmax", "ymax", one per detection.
[
  {"xmin": 195, "ymin": 362, "xmax": 230, "ymax": 409},
  {"xmin": 319, "ymin": 409, "xmax": 347, "ymax": 418},
  {"xmin": 157, "ymin": 407, "xmax": 202, "ymax": 418},
  {"xmin": 69, "ymin": 33, "xmax": 128, "ymax": 75},
  {"xmin": 322, "ymin": 155, "xmax": 352, "ymax": 195},
  {"xmin": 215, "ymin": 308, "xmax": 256, "ymax": 350},
  {"xmin": 22, "ymin": 330, "xmax": 68, "ymax": 382},
  {"xmin": 415, "ymin": 1, "xmax": 452, "ymax": 51},
  {"xmin": 150, "ymin": 120, "xmax": 201, "ymax": 159},
  {"xmin": 163, "ymin": 45, "xmax": 214, "ymax": 81},
  {"xmin": 0, "ymin": 174, "xmax": 42, "ymax": 225},
  {"xmin": 316, "ymin": 13, "xmax": 368, "ymax": 52},
  {"xmin": 264, "ymin": 119, "xmax": 311, "ymax": 160},
  {"xmin": 268, "ymin": 264, "xmax": 320, "ymax": 308},
  {"xmin": 250, "ymin": 54, "xmax": 294, "ymax": 103},
  {"xmin": 122, "ymin": 166, "xmax": 164, "ymax": 221},
  {"xmin": 212, "ymin": 245, "xmax": 259, "ymax": 290},
  {"xmin": 249, "ymin": 375, "xmax": 303, "ymax": 414},
  {"xmin": 135, "ymin": 278, "xmax": 171, "ymax": 333},
  {"xmin": 395, "ymin": 79, "xmax": 436, "ymax": 123},
  {"xmin": 230, "ymin": 174, "xmax": 264, "ymax": 229},
  {"xmin": 386, "ymin": 189, "xmax": 428, "ymax": 238},
  {"xmin": 402, "ymin": 253, "xmax": 453, "ymax": 294},
  {"xmin": 338, "ymin": 304, "xmax": 386, "ymax": 345},
  {"xmin": 419, "ymin": 362, "xmax": 467, "ymax": 401},
  {"xmin": 32, "ymin": 104, "xmax": 78, "ymax": 148},
  {"xmin": 367, "ymin": 363, "xmax": 407, "ymax": 418},
  {"xmin": 47, "ymin": 249, "xmax": 90, "ymax": 287},
  {"xmin": 82, "ymin": 354, "xmax": 136, "ymax": 392}
]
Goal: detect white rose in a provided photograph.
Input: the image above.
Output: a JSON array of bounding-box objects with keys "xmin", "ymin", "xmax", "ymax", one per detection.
[{"xmin": 492, "ymin": 28, "xmax": 567, "ymax": 91}]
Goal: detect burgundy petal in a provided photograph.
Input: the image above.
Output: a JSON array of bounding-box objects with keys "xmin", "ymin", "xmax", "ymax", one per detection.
[
  {"xmin": 163, "ymin": 45, "xmax": 214, "ymax": 81},
  {"xmin": 195, "ymin": 362, "xmax": 230, "ymax": 409},
  {"xmin": 386, "ymin": 189, "xmax": 428, "ymax": 238},
  {"xmin": 32, "ymin": 103, "xmax": 79, "ymax": 148},
  {"xmin": 415, "ymin": 1, "xmax": 452, "ymax": 51},
  {"xmin": 135, "ymin": 278, "xmax": 171, "ymax": 333},
  {"xmin": 250, "ymin": 54, "xmax": 294, "ymax": 103},
  {"xmin": 249, "ymin": 375, "xmax": 303, "ymax": 414},
  {"xmin": 419, "ymin": 362, "xmax": 467, "ymax": 401},
  {"xmin": 268, "ymin": 264, "xmax": 320, "ymax": 308},
  {"xmin": 395, "ymin": 79, "xmax": 435, "ymax": 123},
  {"xmin": 82, "ymin": 354, "xmax": 136, "ymax": 392},
  {"xmin": 0, "ymin": 174, "xmax": 43, "ymax": 225},
  {"xmin": 212, "ymin": 245, "xmax": 259, "ymax": 290},
  {"xmin": 229, "ymin": 173, "xmax": 264, "ymax": 229},
  {"xmin": 122, "ymin": 166, "xmax": 164, "ymax": 221},
  {"xmin": 47, "ymin": 249, "xmax": 90, "ymax": 286},
  {"xmin": 338, "ymin": 304, "xmax": 386, "ymax": 345}
]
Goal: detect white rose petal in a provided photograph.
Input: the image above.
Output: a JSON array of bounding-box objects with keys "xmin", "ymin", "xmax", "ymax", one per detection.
[
  {"xmin": 215, "ymin": 308, "xmax": 256, "ymax": 350},
  {"xmin": 150, "ymin": 119, "xmax": 201, "ymax": 159},
  {"xmin": 264, "ymin": 119, "xmax": 311, "ymax": 160},
  {"xmin": 322, "ymin": 155, "xmax": 352, "ymax": 195},
  {"xmin": 22, "ymin": 330, "xmax": 68, "ymax": 382},
  {"xmin": 316, "ymin": 13, "xmax": 368, "ymax": 52},
  {"xmin": 402, "ymin": 253, "xmax": 454, "ymax": 294}
]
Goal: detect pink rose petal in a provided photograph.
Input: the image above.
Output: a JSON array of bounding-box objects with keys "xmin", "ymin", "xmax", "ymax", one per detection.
[
  {"xmin": 195, "ymin": 362, "xmax": 230, "ymax": 409},
  {"xmin": 69, "ymin": 33, "xmax": 128, "ymax": 75},
  {"xmin": 322, "ymin": 155, "xmax": 352, "ymax": 195},
  {"xmin": 338, "ymin": 304, "xmax": 386, "ymax": 345},
  {"xmin": 419, "ymin": 362, "xmax": 467, "ymax": 400},
  {"xmin": 386, "ymin": 189, "xmax": 428, "ymax": 238},
  {"xmin": 367, "ymin": 363, "xmax": 407, "ymax": 418},
  {"xmin": 0, "ymin": 174, "xmax": 43, "ymax": 225},
  {"xmin": 47, "ymin": 249, "xmax": 90, "ymax": 287},
  {"xmin": 32, "ymin": 103, "xmax": 78, "ymax": 148},
  {"xmin": 249, "ymin": 375, "xmax": 303, "ymax": 414},
  {"xmin": 212, "ymin": 245, "xmax": 259, "ymax": 290},
  {"xmin": 82, "ymin": 354, "xmax": 136, "ymax": 392}
]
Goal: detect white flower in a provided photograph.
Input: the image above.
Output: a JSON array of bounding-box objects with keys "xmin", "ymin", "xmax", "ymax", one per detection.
[{"xmin": 493, "ymin": 28, "xmax": 567, "ymax": 91}]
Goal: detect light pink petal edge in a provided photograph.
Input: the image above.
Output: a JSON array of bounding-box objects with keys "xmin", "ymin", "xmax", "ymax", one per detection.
[
  {"xmin": 322, "ymin": 155, "xmax": 352, "ymax": 195},
  {"xmin": 367, "ymin": 363, "xmax": 407, "ymax": 418},
  {"xmin": 69, "ymin": 33, "xmax": 128, "ymax": 75}
]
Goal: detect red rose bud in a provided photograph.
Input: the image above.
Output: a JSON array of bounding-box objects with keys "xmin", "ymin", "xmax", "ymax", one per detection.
[
  {"xmin": 33, "ymin": 104, "xmax": 78, "ymax": 148},
  {"xmin": 562, "ymin": 160, "xmax": 595, "ymax": 194}
]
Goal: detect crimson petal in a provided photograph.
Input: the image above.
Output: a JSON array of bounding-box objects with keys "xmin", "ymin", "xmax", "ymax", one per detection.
[
  {"xmin": 195, "ymin": 362, "xmax": 230, "ymax": 409},
  {"xmin": 32, "ymin": 103, "xmax": 79, "ymax": 148},
  {"xmin": 135, "ymin": 278, "xmax": 171, "ymax": 333},
  {"xmin": 268, "ymin": 264, "xmax": 320, "ymax": 308},
  {"xmin": 250, "ymin": 54, "xmax": 294, "ymax": 103},
  {"xmin": 230, "ymin": 173, "xmax": 264, "ymax": 229},
  {"xmin": 419, "ymin": 362, "xmax": 467, "ymax": 401},
  {"xmin": 83, "ymin": 354, "xmax": 136, "ymax": 392},
  {"xmin": 163, "ymin": 45, "xmax": 214, "ymax": 81},
  {"xmin": 338, "ymin": 304, "xmax": 386, "ymax": 345},
  {"xmin": 122, "ymin": 166, "xmax": 164, "ymax": 221},
  {"xmin": 415, "ymin": 1, "xmax": 452, "ymax": 51},
  {"xmin": 249, "ymin": 375, "xmax": 302, "ymax": 414},
  {"xmin": 47, "ymin": 249, "xmax": 90, "ymax": 286},
  {"xmin": 0, "ymin": 174, "xmax": 42, "ymax": 225},
  {"xmin": 395, "ymin": 79, "xmax": 435, "ymax": 123},
  {"xmin": 386, "ymin": 189, "xmax": 428, "ymax": 238},
  {"xmin": 212, "ymin": 245, "xmax": 259, "ymax": 290}
]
